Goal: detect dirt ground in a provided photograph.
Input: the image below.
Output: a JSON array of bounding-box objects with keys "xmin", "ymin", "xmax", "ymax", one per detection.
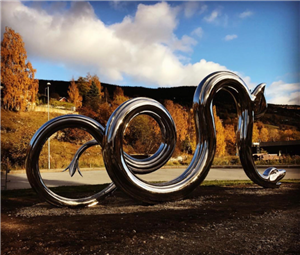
[{"xmin": 1, "ymin": 182, "xmax": 300, "ymax": 255}]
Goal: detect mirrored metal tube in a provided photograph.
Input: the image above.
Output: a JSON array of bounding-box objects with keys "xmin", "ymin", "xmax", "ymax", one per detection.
[
  {"xmin": 25, "ymin": 115, "xmax": 116, "ymax": 207},
  {"xmin": 103, "ymin": 71, "xmax": 286, "ymax": 204},
  {"xmin": 66, "ymin": 104, "xmax": 177, "ymax": 175},
  {"xmin": 26, "ymin": 71, "xmax": 286, "ymax": 207}
]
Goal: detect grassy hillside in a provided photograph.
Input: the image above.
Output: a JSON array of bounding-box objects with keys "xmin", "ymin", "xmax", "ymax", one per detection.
[
  {"xmin": 2, "ymin": 108, "xmax": 299, "ymax": 171},
  {"xmin": 1, "ymin": 109, "xmax": 108, "ymax": 170}
]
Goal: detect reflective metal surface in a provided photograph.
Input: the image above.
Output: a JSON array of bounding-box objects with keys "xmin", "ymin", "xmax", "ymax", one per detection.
[
  {"xmin": 70, "ymin": 98, "xmax": 176, "ymax": 175},
  {"xmin": 103, "ymin": 71, "xmax": 285, "ymax": 204},
  {"xmin": 25, "ymin": 115, "xmax": 116, "ymax": 207},
  {"xmin": 26, "ymin": 71, "xmax": 286, "ymax": 207}
]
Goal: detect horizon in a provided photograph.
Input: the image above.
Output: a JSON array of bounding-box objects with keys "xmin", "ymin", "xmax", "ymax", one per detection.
[
  {"xmin": 1, "ymin": 1, "xmax": 299, "ymax": 105},
  {"xmin": 37, "ymin": 78, "xmax": 300, "ymax": 107}
]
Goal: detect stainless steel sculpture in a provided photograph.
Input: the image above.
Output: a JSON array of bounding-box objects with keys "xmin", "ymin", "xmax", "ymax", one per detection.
[{"xmin": 26, "ymin": 71, "xmax": 286, "ymax": 207}]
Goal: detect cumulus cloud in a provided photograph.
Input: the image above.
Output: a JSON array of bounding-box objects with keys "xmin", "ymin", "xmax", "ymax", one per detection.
[
  {"xmin": 266, "ymin": 80, "xmax": 300, "ymax": 105},
  {"xmin": 191, "ymin": 27, "xmax": 203, "ymax": 38},
  {"xmin": 1, "ymin": 1, "xmax": 253, "ymax": 88},
  {"xmin": 224, "ymin": 34, "xmax": 238, "ymax": 41},
  {"xmin": 239, "ymin": 11, "xmax": 253, "ymax": 19}
]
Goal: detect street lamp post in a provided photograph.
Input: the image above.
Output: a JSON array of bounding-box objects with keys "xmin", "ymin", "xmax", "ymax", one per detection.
[{"xmin": 47, "ymin": 82, "xmax": 51, "ymax": 169}]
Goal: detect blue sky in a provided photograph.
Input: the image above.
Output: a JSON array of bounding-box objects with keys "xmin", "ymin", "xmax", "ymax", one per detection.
[{"xmin": 1, "ymin": 1, "xmax": 299, "ymax": 105}]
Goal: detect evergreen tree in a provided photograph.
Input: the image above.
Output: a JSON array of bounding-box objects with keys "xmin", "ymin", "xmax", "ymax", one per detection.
[
  {"xmin": 86, "ymin": 81, "xmax": 100, "ymax": 111},
  {"xmin": 87, "ymin": 81, "xmax": 100, "ymax": 98},
  {"xmin": 77, "ymin": 76, "xmax": 90, "ymax": 100}
]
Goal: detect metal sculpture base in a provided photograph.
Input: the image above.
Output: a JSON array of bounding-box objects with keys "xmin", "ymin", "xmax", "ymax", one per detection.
[{"xmin": 26, "ymin": 71, "xmax": 286, "ymax": 207}]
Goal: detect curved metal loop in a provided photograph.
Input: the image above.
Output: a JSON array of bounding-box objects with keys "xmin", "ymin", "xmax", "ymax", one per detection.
[
  {"xmin": 26, "ymin": 71, "xmax": 286, "ymax": 207},
  {"xmin": 68, "ymin": 103, "xmax": 177, "ymax": 175},
  {"xmin": 103, "ymin": 71, "xmax": 286, "ymax": 204},
  {"xmin": 26, "ymin": 114, "xmax": 116, "ymax": 207}
]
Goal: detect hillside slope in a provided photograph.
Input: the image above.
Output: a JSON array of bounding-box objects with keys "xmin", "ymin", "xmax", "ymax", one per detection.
[{"xmin": 38, "ymin": 79, "xmax": 300, "ymax": 130}]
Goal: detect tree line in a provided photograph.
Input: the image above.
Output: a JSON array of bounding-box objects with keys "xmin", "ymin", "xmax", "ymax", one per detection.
[
  {"xmin": 67, "ymin": 74, "xmax": 300, "ymax": 157},
  {"xmin": 2, "ymin": 26, "xmax": 300, "ymax": 160}
]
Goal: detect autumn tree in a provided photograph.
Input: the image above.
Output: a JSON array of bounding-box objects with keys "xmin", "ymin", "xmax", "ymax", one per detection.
[
  {"xmin": 164, "ymin": 100, "xmax": 188, "ymax": 144},
  {"xmin": 184, "ymin": 108, "xmax": 196, "ymax": 154},
  {"xmin": 113, "ymin": 86, "xmax": 129, "ymax": 107},
  {"xmin": 259, "ymin": 127, "xmax": 269, "ymax": 142},
  {"xmin": 87, "ymin": 73, "xmax": 103, "ymax": 100},
  {"xmin": 123, "ymin": 115, "xmax": 162, "ymax": 155},
  {"xmin": 97, "ymin": 102, "xmax": 113, "ymax": 126},
  {"xmin": 67, "ymin": 78, "xmax": 82, "ymax": 108},
  {"xmin": 224, "ymin": 124, "xmax": 236, "ymax": 155},
  {"xmin": 269, "ymin": 129, "xmax": 280, "ymax": 142},
  {"xmin": 77, "ymin": 73, "xmax": 103, "ymax": 103},
  {"xmin": 252, "ymin": 123, "xmax": 260, "ymax": 143},
  {"xmin": 213, "ymin": 106, "xmax": 226, "ymax": 157},
  {"xmin": 1, "ymin": 27, "xmax": 38, "ymax": 111},
  {"xmin": 77, "ymin": 76, "xmax": 90, "ymax": 99},
  {"xmin": 281, "ymin": 129, "xmax": 294, "ymax": 141}
]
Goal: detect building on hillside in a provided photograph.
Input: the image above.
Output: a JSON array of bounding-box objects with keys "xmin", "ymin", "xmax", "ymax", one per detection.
[
  {"xmin": 59, "ymin": 97, "xmax": 67, "ymax": 102},
  {"xmin": 252, "ymin": 140, "xmax": 300, "ymax": 157}
]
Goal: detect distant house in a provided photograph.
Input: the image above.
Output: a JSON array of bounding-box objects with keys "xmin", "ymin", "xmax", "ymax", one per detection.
[
  {"xmin": 59, "ymin": 97, "xmax": 67, "ymax": 102},
  {"xmin": 252, "ymin": 140, "xmax": 300, "ymax": 156}
]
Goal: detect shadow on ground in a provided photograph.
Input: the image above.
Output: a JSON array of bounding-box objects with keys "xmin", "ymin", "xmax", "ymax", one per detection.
[{"xmin": 1, "ymin": 183, "xmax": 300, "ymax": 255}]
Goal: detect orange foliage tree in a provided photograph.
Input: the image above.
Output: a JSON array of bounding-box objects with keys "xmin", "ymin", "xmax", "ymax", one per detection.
[
  {"xmin": 113, "ymin": 86, "xmax": 129, "ymax": 107},
  {"xmin": 1, "ymin": 27, "xmax": 38, "ymax": 111},
  {"xmin": 123, "ymin": 115, "xmax": 161, "ymax": 155},
  {"xmin": 68, "ymin": 78, "xmax": 82, "ymax": 108},
  {"xmin": 252, "ymin": 123, "xmax": 260, "ymax": 143},
  {"xmin": 268, "ymin": 129, "xmax": 280, "ymax": 142},
  {"xmin": 259, "ymin": 127, "xmax": 269, "ymax": 142},
  {"xmin": 86, "ymin": 73, "xmax": 104, "ymax": 99},
  {"xmin": 213, "ymin": 106, "xmax": 226, "ymax": 157},
  {"xmin": 224, "ymin": 124, "xmax": 236, "ymax": 155},
  {"xmin": 164, "ymin": 100, "xmax": 188, "ymax": 144},
  {"xmin": 77, "ymin": 73, "xmax": 103, "ymax": 102}
]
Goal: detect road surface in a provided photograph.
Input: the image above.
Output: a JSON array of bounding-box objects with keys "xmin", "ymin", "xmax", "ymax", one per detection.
[{"xmin": 2, "ymin": 167, "xmax": 299, "ymax": 190}]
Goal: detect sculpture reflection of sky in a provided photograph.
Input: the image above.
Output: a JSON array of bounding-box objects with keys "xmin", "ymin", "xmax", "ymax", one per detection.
[{"xmin": 1, "ymin": 1, "xmax": 299, "ymax": 105}]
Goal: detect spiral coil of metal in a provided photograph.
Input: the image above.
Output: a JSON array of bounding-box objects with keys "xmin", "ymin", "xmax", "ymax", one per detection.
[{"xmin": 26, "ymin": 71, "xmax": 286, "ymax": 207}]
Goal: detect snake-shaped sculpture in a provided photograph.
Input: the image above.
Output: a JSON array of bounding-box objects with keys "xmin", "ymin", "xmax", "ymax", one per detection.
[{"xmin": 26, "ymin": 71, "xmax": 286, "ymax": 207}]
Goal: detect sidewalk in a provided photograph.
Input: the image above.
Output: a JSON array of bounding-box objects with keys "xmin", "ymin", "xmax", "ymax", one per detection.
[
  {"xmin": 5, "ymin": 165, "xmax": 300, "ymax": 174},
  {"xmin": 2, "ymin": 166, "xmax": 300, "ymax": 190}
]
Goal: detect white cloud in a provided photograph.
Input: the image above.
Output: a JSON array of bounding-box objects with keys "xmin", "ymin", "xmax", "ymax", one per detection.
[
  {"xmin": 110, "ymin": 2, "xmax": 179, "ymax": 46},
  {"xmin": 266, "ymin": 80, "xmax": 300, "ymax": 105},
  {"xmin": 170, "ymin": 35, "xmax": 198, "ymax": 52},
  {"xmin": 183, "ymin": 2, "xmax": 207, "ymax": 18},
  {"xmin": 239, "ymin": 11, "xmax": 253, "ymax": 19},
  {"xmin": 1, "ymin": 1, "xmax": 253, "ymax": 88},
  {"xmin": 224, "ymin": 34, "xmax": 238, "ymax": 41},
  {"xmin": 109, "ymin": 1, "xmax": 129, "ymax": 11},
  {"xmin": 203, "ymin": 8, "xmax": 228, "ymax": 27},
  {"xmin": 204, "ymin": 10, "xmax": 219, "ymax": 23},
  {"xmin": 191, "ymin": 27, "xmax": 203, "ymax": 38}
]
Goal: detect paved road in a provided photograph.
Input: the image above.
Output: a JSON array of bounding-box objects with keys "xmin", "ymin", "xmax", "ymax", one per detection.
[{"xmin": 2, "ymin": 167, "xmax": 299, "ymax": 190}]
